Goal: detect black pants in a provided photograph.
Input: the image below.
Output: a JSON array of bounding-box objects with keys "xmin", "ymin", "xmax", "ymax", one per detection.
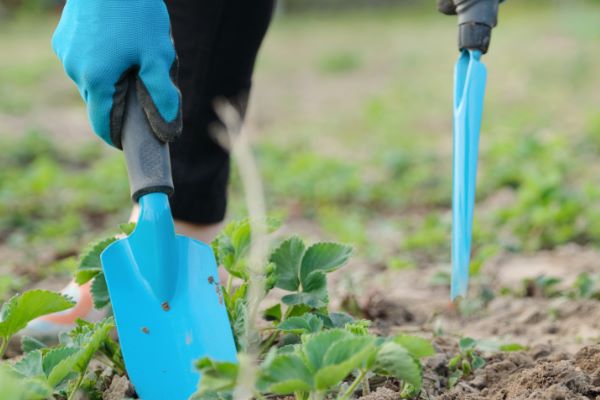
[{"xmin": 165, "ymin": 0, "xmax": 274, "ymax": 224}]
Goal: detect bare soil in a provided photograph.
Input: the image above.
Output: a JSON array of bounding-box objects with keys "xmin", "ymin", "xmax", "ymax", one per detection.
[{"xmin": 334, "ymin": 243, "xmax": 600, "ymax": 399}]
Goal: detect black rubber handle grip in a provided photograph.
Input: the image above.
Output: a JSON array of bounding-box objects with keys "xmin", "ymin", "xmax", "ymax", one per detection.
[
  {"xmin": 121, "ymin": 82, "xmax": 174, "ymax": 202},
  {"xmin": 455, "ymin": 0, "xmax": 500, "ymax": 53}
]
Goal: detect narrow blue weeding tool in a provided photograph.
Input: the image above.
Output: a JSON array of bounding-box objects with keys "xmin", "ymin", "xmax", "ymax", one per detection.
[
  {"xmin": 101, "ymin": 80, "xmax": 237, "ymax": 399},
  {"xmin": 451, "ymin": 49, "xmax": 487, "ymax": 300}
]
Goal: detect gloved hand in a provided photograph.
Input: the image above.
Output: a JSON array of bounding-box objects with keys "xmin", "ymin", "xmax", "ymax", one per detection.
[
  {"xmin": 52, "ymin": 0, "xmax": 182, "ymax": 148},
  {"xmin": 437, "ymin": 0, "xmax": 503, "ymax": 54}
]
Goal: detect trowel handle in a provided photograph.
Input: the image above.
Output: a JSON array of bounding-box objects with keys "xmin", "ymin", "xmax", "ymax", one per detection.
[
  {"xmin": 456, "ymin": 0, "xmax": 501, "ymax": 54},
  {"xmin": 121, "ymin": 81, "xmax": 174, "ymax": 202}
]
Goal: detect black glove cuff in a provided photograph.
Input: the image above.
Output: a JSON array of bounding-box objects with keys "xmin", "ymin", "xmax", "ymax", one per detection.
[{"xmin": 459, "ymin": 23, "xmax": 492, "ymax": 54}]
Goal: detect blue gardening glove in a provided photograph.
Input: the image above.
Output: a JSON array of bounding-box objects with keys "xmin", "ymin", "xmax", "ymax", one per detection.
[{"xmin": 52, "ymin": 0, "xmax": 182, "ymax": 148}]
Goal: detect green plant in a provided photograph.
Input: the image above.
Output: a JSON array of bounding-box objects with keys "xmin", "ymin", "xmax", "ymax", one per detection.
[
  {"xmin": 74, "ymin": 223, "xmax": 135, "ymax": 309},
  {"xmin": 194, "ymin": 330, "xmax": 435, "ymax": 400},
  {"xmin": 211, "ymin": 218, "xmax": 355, "ymax": 351},
  {"xmin": 0, "ymin": 287, "xmax": 119, "ymax": 399},
  {"xmin": 0, "ymin": 366, "xmax": 28, "ymax": 400},
  {"xmin": 199, "ymin": 219, "xmax": 437, "ymax": 399},
  {"xmin": 0, "ymin": 290, "xmax": 74, "ymax": 358},
  {"xmin": 570, "ymin": 272, "xmax": 600, "ymax": 300},
  {"xmin": 447, "ymin": 338, "xmax": 527, "ymax": 388},
  {"xmin": 5, "ymin": 318, "xmax": 117, "ymax": 400},
  {"xmin": 447, "ymin": 338, "xmax": 486, "ymax": 388}
]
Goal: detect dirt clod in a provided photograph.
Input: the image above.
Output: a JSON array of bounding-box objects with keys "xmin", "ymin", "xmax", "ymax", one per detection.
[
  {"xmin": 358, "ymin": 387, "xmax": 398, "ymax": 400},
  {"xmin": 440, "ymin": 347, "xmax": 600, "ymax": 400},
  {"xmin": 102, "ymin": 375, "xmax": 131, "ymax": 400}
]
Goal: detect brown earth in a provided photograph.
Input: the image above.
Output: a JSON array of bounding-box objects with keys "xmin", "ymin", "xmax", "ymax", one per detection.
[{"xmin": 324, "ymin": 242, "xmax": 600, "ymax": 399}]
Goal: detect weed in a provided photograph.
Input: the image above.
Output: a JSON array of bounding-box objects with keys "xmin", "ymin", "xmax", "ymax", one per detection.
[{"xmin": 448, "ymin": 337, "xmax": 527, "ymax": 388}]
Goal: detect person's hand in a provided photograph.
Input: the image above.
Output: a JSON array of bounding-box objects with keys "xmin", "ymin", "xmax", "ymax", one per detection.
[
  {"xmin": 52, "ymin": 0, "xmax": 182, "ymax": 148},
  {"xmin": 437, "ymin": 0, "xmax": 458, "ymax": 16},
  {"xmin": 437, "ymin": 0, "xmax": 503, "ymax": 54}
]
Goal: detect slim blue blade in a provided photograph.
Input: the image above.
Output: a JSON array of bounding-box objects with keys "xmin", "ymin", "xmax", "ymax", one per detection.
[
  {"xmin": 101, "ymin": 193, "xmax": 237, "ymax": 400},
  {"xmin": 451, "ymin": 50, "xmax": 487, "ymax": 300}
]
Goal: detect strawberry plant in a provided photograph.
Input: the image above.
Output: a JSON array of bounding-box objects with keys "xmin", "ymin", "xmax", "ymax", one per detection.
[
  {"xmin": 1, "ymin": 218, "xmax": 436, "ymax": 399},
  {"xmin": 5, "ymin": 318, "xmax": 117, "ymax": 400},
  {"xmin": 194, "ymin": 329, "xmax": 435, "ymax": 400},
  {"xmin": 447, "ymin": 338, "xmax": 527, "ymax": 388},
  {"xmin": 447, "ymin": 338, "xmax": 486, "ymax": 388},
  {"xmin": 211, "ymin": 219, "xmax": 355, "ymax": 351},
  {"xmin": 0, "ymin": 288, "xmax": 123, "ymax": 399},
  {"xmin": 196, "ymin": 219, "xmax": 437, "ymax": 400},
  {"xmin": 0, "ymin": 290, "xmax": 74, "ymax": 358},
  {"xmin": 73, "ymin": 222, "xmax": 135, "ymax": 309}
]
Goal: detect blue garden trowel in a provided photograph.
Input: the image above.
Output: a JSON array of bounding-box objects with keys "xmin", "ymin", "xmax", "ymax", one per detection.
[
  {"xmin": 101, "ymin": 83, "xmax": 237, "ymax": 399},
  {"xmin": 451, "ymin": 49, "xmax": 487, "ymax": 300}
]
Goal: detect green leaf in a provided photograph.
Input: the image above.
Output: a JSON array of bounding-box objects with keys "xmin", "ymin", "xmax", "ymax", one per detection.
[
  {"xmin": 20, "ymin": 336, "xmax": 46, "ymax": 354},
  {"xmin": 282, "ymin": 291, "xmax": 327, "ymax": 309},
  {"xmin": 282, "ymin": 271, "xmax": 329, "ymax": 309},
  {"xmin": 75, "ymin": 237, "xmax": 117, "ymax": 285},
  {"xmin": 344, "ymin": 320, "xmax": 370, "ymax": 336},
  {"xmin": 302, "ymin": 271, "xmax": 328, "ymax": 293},
  {"xmin": 393, "ymin": 335, "xmax": 435, "ymax": 359},
  {"xmin": 302, "ymin": 329, "xmax": 350, "ymax": 372},
  {"xmin": 376, "ymin": 342, "xmax": 422, "ymax": 391},
  {"xmin": 328, "ymin": 312, "xmax": 354, "ymax": 328},
  {"xmin": 461, "ymin": 359, "xmax": 472, "ymax": 375},
  {"xmin": 448, "ymin": 369, "xmax": 462, "ymax": 388},
  {"xmin": 471, "ymin": 355, "xmax": 486, "ymax": 370},
  {"xmin": 23, "ymin": 377, "xmax": 52, "ymax": 400},
  {"xmin": 119, "ymin": 222, "xmax": 136, "ymax": 235},
  {"xmin": 499, "ymin": 343, "xmax": 528, "ymax": 352},
  {"xmin": 47, "ymin": 318, "xmax": 114, "ymax": 387},
  {"xmin": 260, "ymin": 353, "xmax": 314, "ymax": 394},
  {"xmin": 90, "ymin": 274, "xmax": 110, "ymax": 309},
  {"xmin": 11, "ymin": 350, "xmax": 43, "ymax": 378},
  {"xmin": 42, "ymin": 347, "xmax": 78, "ymax": 377},
  {"xmin": 459, "ymin": 337, "xmax": 477, "ymax": 352},
  {"xmin": 314, "ymin": 335, "xmax": 376, "ymax": 390},
  {"xmin": 270, "ymin": 236, "xmax": 306, "ymax": 291},
  {"xmin": 212, "ymin": 219, "xmax": 277, "ymax": 279},
  {"xmin": 448, "ymin": 355, "xmax": 461, "ymax": 370},
  {"xmin": 196, "ymin": 357, "xmax": 239, "ymax": 394},
  {"xmin": 299, "ymin": 242, "xmax": 352, "ymax": 287},
  {"xmin": 0, "ymin": 366, "xmax": 30, "ymax": 400},
  {"xmin": 0, "ymin": 290, "xmax": 75, "ymax": 340},
  {"xmin": 263, "ymin": 304, "xmax": 282, "ymax": 322},
  {"xmin": 277, "ymin": 314, "xmax": 323, "ymax": 335},
  {"xmin": 231, "ymin": 298, "xmax": 248, "ymax": 351}
]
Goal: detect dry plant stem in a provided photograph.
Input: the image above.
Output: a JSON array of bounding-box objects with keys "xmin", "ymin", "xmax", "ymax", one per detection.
[
  {"xmin": 233, "ymin": 353, "xmax": 258, "ymax": 400},
  {"xmin": 213, "ymin": 98, "xmax": 270, "ymax": 400}
]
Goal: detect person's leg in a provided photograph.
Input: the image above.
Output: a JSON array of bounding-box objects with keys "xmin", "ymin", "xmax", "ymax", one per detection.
[{"xmin": 167, "ymin": 0, "xmax": 275, "ymax": 242}]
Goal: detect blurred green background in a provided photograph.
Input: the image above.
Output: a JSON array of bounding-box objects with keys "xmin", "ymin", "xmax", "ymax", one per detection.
[{"xmin": 1, "ymin": 0, "xmax": 600, "ymax": 301}]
